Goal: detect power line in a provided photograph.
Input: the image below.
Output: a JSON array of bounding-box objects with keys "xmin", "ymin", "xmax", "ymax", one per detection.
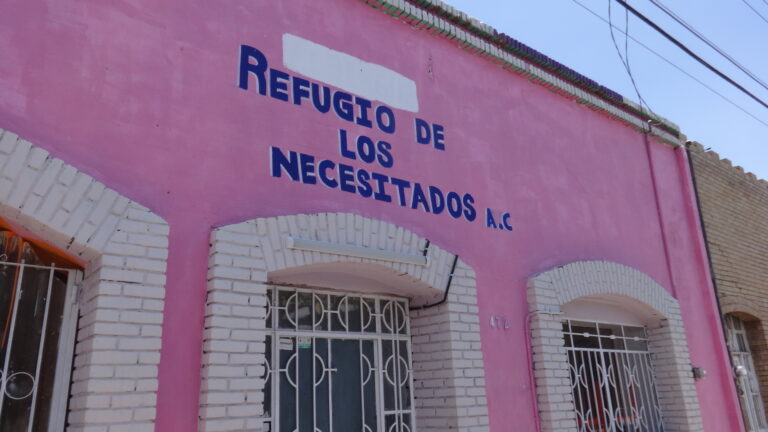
[
  {"xmin": 607, "ymin": 0, "xmax": 650, "ymax": 113},
  {"xmin": 614, "ymin": 0, "xmax": 768, "ymax": 110},
  {"xmin": 741, "ymin": 0, "xmax": 768, "ymax": 25},
  {"xmin": 649, "ymin": 0, "xmax": 768, "ymax": 92},
  {"xmin": 570, "ymin": 0, "xmax": 768, "ymax": 128}
]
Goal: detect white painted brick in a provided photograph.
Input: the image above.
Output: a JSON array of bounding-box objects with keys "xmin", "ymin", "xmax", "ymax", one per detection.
[
  {"xmin": 138, "ymin": 352, "xmax": 161, "ymax": 365},
  {"xmin": 203, "ymin": 214, "xmax": 487, "ymax": 431},
  {"xmin": 118, "ymin": 337, "xmax": 161, "ymax": 351},
  {"xmin": 126, "ymin": 233, "xmax": 166, "ymax": 248},
  {"xmin": 528, "ymin": 260, "xmax": 702, "ymax": 431},
  {"xmin": 122, "ymin": 284, "xmax": 165, "ymax": 299},
  {"xmin": 109, "ymin": 422, "xmax": 154, "ymax": 432},
  {"xmin": 1, "ymin": 138, "xmax": 31, "ymax": 179},
  {"xmin": 114, "ymin": 365, "xmax": 156, "ymax": 378}
]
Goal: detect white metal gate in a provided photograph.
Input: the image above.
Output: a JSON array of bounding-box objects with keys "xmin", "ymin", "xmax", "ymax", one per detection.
[
  {"xmin": 264, "ymin": 287, "xmax": 415, "ymax": 432},
  {"xmin": 725, "ymin": 315, "xmax": 768, "ymax": 432},
  {"xmin": 0, "ymin": 231, "xmax": 82, "ymax": 432},
  {"xmin": 563, "ymin": 320, "xmax": 664, "ymax": 432},
  {"xmin": 0, "ymin": 253, "xmax": 80, "ymax": 431}
]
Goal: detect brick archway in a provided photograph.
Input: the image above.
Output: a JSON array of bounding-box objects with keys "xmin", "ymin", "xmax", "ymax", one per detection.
[
  {"xmin": 527, "ymin": 260, "xmax": 703, "ymax": 432},
  {"xmin": 0, "ymin": 128, "xmax": 169, "ymax": 431},
  {"xmin": 200, "ymin": 213, "xmax": 489, "ymax": 432}
]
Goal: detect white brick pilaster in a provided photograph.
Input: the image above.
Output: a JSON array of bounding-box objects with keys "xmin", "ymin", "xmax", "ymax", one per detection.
[
  {"xmin": 410, "ymin": 261, "xmax": 489, "ymax": 432},
  {"xmin": 0, "ymin": 128, "xmax": 168, "ymax": 431}
]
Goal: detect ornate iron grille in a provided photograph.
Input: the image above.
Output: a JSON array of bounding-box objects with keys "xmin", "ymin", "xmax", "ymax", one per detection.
[
  {"xmin": 264, "ymin": 287, "xmax": 414, "ymax": 432},
  {"xmin": 563, "ymin": 320, "xmax": 664, "ymax": 432},
  {"xmin": 0, "ymin": 233, "xmax": 79, "ymax": 432},
  {"xmin": 725, "ymin": 315, "xmax": 768, "ymax": 432}
]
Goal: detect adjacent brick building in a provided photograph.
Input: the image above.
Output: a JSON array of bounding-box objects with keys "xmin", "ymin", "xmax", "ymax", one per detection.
[{"xmin": 688, "ymin": 141, "xmax": 768, "ymax": 431}]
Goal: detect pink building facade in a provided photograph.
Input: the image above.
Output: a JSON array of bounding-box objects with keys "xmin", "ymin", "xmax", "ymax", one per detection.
[{"xmin": 0, "ymin": 0, "xmax": 746, "ymax": 431}]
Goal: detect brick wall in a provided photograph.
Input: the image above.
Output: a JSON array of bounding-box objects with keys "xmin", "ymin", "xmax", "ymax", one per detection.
[
  {"xmin": 687, "ymin": 141, "xmax": 768, "ymax": 415},
  {"xmin": 409, "ymin": 260, "xmax": 488, "ymax": 432},
  {"xmin": 200, "ymin": 213, "xmax": 489, "ymax": 432},
  {"xmin": 527, "ymin": 260, "xmax": 703, "ymax": 432},
  {"xmin": 0, "ymin": 128, "xmax": 169, "ymax": 431}
]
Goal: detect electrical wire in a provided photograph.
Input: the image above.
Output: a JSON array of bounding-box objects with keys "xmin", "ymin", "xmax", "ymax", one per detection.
[
  {"xmin": 649, "ymin": 0, "xmax": 768, "ymax": 92},
  {"xmin": 607, "ymin": 0, "xmax": 651, "ymax": 118},
  {"xmin": 614, "ymin": 0, "xmax": 768, "ymax": 110},
  {"xmin": 741, "ymin": 0, "xmax": 768, "ymax": 25},
  {"xmin": 623, "ymin": 1, "xmax": 650, "ymax": 115},
  {"xmin": 570, "ymin": 0, "xmax": 768, "ymax": 128}
]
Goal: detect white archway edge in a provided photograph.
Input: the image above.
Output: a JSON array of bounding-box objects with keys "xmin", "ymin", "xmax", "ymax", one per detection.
[
  {"xmin": 0, "ymin": 128, "xmax": 168, "ymax": 431},
  {"xmin": 527, "ymin": 260, "xmax": 703, "ymax": 432},
  {"xmin": 201, "ymin": 213, "xmax": 489, "ymax": 432}
]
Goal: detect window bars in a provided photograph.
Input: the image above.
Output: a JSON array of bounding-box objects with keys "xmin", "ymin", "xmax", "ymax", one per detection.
[
  {"xmin": 563, "ymin": 320, "xmax": 664, "ymax": 432},
  {"xmin": 724, "ymin": 315, "xmax": 768, "ymax": 432},
  {"xmin": 0, "ymin": 248, "xmax": 79, "ymax": 431},
  {"xmin": 264, "ymin": 287, "xmax": 415, "ymax": 432}
]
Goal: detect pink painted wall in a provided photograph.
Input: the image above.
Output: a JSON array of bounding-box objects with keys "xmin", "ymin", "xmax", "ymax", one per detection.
[{"xmin": 0, "ymin": 0, "xmax": 743, "ymax": 430}]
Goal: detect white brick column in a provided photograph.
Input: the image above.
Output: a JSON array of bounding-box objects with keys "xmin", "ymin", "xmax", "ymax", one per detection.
[
  {"xmin": 0, "ymin": 128, "xmax": 168, "ymax": 431},
  {"xmin": 525, "ymin": 275, "xmax": 577, "ymax": 431},
  {"xmin": 647, "ymin": 314, "xmax": 704, "ymax": 431},
  {"xmin": 410, "ymin": 261, "xmax": 489, "ymax": 432},
  {"xmin": 200, "ymin": 222, "xmax": 269, "ymax": 432},
  {"xmin": 201, "ymin": 213, "xmax": 489, "ymax": 432},
  {"xmin": 527, "ymin": 261, "xmax": 703, "ymax": 432}
]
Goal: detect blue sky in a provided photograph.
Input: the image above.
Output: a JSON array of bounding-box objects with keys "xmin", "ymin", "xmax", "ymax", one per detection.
[{"xmin": 445, "ymin": 0, "xmax": 768, "ymax": 179}]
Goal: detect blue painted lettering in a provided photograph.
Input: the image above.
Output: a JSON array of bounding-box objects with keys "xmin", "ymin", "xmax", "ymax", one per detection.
[
  {"xmin": 338, "ymin": 129, "xmax": 356, "ymax": 160},
  {"xmin": 390, "ymin": 177, "xmax": 411, "ymax": 206},
  {"xmin": 428, "ymin": 186, "xmax": 445, "ymax": 214},
  {"xmin": 311, "ymin": 83, "xmax": 331, "ymax": 113},
  {"xmin": 376, "ymin": 106, "xmax": 396, "ymax": 134},
  {"xmin": 370, "ymin": 173, "xmax": 392, "ymax": 202},
  {"xmin": 269, "ymin": 68, "xmax": 290, "ymax": 102},
  {"xmin": 415, "ymin": 118, "xmax": 431, "ymax": 145},
  {"xmin": 269, "ymin": 147, "xmax": 300, "ymax": 181},
  {"xmin": 355, "ymin": 97, "xmax": 373, "ymax": 128},
  {"xmin": 502, "ymin": 213, "xmax": 513, "ymax": 231},
  {"xmin": 376, "ymin": 141, "xmax": 393, "ymax": 168},
  {"xmin": 356, "ymin": 135, "xmax": 376, "ymax": 164},
  {"xmin": 463, "ymin": 194, "xmax": 477, "ymax": 221},
  {"xmin": 411, "ymin": 183, "xmax": 430, "ymax": 212},
  {"xmin": 238, "ymin": 45, "xmax": 268, "ymax": 95},
  {"xmin": 446, "ymin": 192, "xmax": 462, "ymax": 218},
  {"xmin": 332, "ymin": 91, "xmax": 354, "ymax": 121},
  {"xmin": 338, "ymin": 164, "xmax": 356, "ymax": 193},
  {"xmin": 486, "ymin": 208, "xmax": 497, "ymax": 228},
  {"xmin": 299, "ymin": 153, "xmax": 316, "ymax": 184},
  {"xmin": 433, "ymin": 124, "xmax": 446, "ymax": 150},
  {"xmin": 292, "ymin": 77, "xmax": 311, "ymax": 106},
  {"xmin": 356, "ymin": 169, "xmax": 373, "ymax": 197},
  {"xmin": 318, "ymin": 159, "xmax": 337, "ymax": 188}
]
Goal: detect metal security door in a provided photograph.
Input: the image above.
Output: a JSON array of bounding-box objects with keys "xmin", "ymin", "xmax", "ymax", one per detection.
[
  {"xmin": 0, "ymin": 258, "xmax": 80, "ymax": 432},
  {"xmin": 725, "ymin": 315, "xmax": 768, "ymax": 432},
  {"xmin": 265, "ymin": 287, "xmax": 415, "ymax": 432}
]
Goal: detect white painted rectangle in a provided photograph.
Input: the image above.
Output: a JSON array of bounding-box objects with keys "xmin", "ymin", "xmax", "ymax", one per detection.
[{"xmin": 282, "ymin": 33, "xmax": 419, "ymax": 112}]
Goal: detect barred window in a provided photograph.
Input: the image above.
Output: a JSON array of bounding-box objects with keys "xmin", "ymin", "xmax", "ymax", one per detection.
[
  {"xmin": 263, "ymin": 286, "xmax": 414, "ymax": 432},
  {"xmin": 563, "ymin": 320, "xmax": 663, "ymax": 432},
  {"xmin": 0, "ymin": 228, "xmax": 80, "ymax": 431}
]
